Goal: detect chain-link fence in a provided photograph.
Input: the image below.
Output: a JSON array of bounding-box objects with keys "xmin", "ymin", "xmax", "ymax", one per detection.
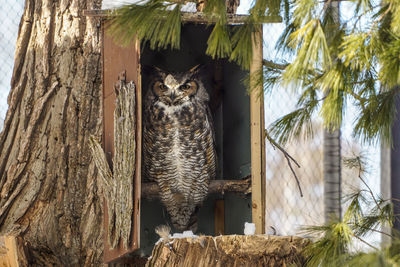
[
  {"xmin": 263, "ymin": 23, "xmax": 324, "ymax": 235},
  {"xmin": 0, "ymin": 1, "xmax": 381, "ymax": 245},
  {"xmin": 262, "ymin": 23, "xmax": 324, "ymax": 235},
  {"xmin": 0, "ymin": 0, "xmax": 24, "ymax": 129},
  {"xmin": 263, "ymin": 23, "xmax": 381, "ymax": 246}
]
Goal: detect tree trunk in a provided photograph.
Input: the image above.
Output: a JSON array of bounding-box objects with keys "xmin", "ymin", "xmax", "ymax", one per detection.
[
  {"xmin": 323, "ymin": 1, "xmax": 342, "ymax": 222},
  {"xmin": 146, "ymin": 235, "xmax": 309, "ymax": 267},
  {"xmin": 0, "ymin": 0, "xmax": 104, "ymax": 265},
  {"xmin": 391, "ymin": 94, "xmax": 400, "ymax": 234},
  {"xmin": 323, "ymin": 129, "xmax": 342, "ymax": 221}
]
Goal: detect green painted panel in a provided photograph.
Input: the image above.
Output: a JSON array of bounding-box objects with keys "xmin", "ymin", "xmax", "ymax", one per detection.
[
  {"xmin": 224, "ymin": 193, "xmax": 252, "ymax": 235},
  {"xmin": 222, "ymin": 62, "xmax": 251, "ymax": 179},
  {"xmin": 221, "ymin": 61, "xmax": 252, "ymax": 235}
]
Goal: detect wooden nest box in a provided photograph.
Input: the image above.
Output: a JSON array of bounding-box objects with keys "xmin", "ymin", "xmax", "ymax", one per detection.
[{"xmin": 85, "ymin": 9, "xmax": 282, "ymax": 264}]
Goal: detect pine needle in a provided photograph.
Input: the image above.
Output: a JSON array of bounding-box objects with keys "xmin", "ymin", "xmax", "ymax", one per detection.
[
  {"xmin": 107, "ymin": 1, "xmax": 182, "ymax": 50},
  {"xmin": 230, "ymin": 22, "xmax": 256, "ymax": 70}
]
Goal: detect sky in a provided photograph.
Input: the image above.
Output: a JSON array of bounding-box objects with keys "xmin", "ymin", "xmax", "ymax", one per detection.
[{"xmin": 0, "ymin": 0, "xmax": 24, "ymax": 127}]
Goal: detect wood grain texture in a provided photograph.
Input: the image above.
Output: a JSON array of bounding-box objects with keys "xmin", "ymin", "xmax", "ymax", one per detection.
[
  {"xmin": 250, "ymin": 26, "xmax": 266, "ymax": 235},
  {"xmin": 214, "ymin": 200, "xmax": 224, "ymax": 236},
  {"xmin": 0, "ymin": 237, "xmax": 18, "ymax": 267}
]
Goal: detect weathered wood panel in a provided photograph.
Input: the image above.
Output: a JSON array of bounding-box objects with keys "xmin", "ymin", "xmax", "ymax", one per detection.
[{"xmin": 102, "ymin": 23, "xmax": 142, "ymax": 263}]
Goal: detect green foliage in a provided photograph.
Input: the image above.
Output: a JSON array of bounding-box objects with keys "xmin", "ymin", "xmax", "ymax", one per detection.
[
  {"xmin": 353, "ymin": 89, "xmax": 397, "ymax": 143},
  {"xmin": 230, "ymin": 22, "xmax": 255, "ymax": 69},
  {"xmin": 107, "ymin": 0, "xmax": 182, "ymax": 50},
  {"xmin": 302, "ymin": 222, "xmax": 352, "ymax": 266},
  {"xmin": 283, "ymin": 19, "xmax": 330, "ymax": 84},
  {"xmin": 388, "ymin": 1, "xmax": 400, "ymax": 35},
  {"xmin": 301, "ymin": 191, "xmax": 399, "ymax": 266},
  {"xmin": 292, "ymin": 0, "xmax": 318, "ymax": 27},
  {"xmin": 206, "ymin": 22, "xmax": 232, "ymax": 59},
  {"xmin": 204, "ymin": 0, "xmax": 232, "ymax": 59},
  {"xmin": 380, "ymin": 37, "xmax": 400, "ymax": 89},
  {"xmin": 106, "ymin": 0, "xmax": 279, "ymax": 69},
  {"xmin": 299, "ymin": 153, "xmax": 400, "ymax": 266},
  {"xmin": 267, "ymin": 0, "xmax": 400, "ymax": 145},
  {"xmin": 269, "ymin": 86, "xmax": 318, "ymax": 145},
  {"xmin": 106, "ymin": 0, "xmax": 400, "ymax": 145},
  {"xmin": 346, "ymin": 248, "xmax": 400, "ymax": 267}
]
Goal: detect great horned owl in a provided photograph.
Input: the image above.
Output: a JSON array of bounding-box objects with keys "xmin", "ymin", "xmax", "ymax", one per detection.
[{"xmin": 143, "ymin": 65, "xmax": 217, "ymax": 232}]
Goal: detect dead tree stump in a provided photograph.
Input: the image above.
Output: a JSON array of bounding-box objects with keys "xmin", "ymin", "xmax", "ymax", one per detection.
[{"xmin": 146, "ymin": 235, "xmax": 310, "ymax": 267}]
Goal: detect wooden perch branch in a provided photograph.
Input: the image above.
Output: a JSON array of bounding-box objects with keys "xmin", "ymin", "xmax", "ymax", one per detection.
[{"xmin": 142, "ymin": 177, "xmax": 251, "ymax": 199}]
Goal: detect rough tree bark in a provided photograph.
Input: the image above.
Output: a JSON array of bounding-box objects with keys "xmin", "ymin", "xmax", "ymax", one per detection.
[
  {"xmin": 0, "ymin": 0, "xmax": 104, "ymax": 265},
  {"xmin": 323, "ymin": 1, "xmax": 342, "ymax": 222}
]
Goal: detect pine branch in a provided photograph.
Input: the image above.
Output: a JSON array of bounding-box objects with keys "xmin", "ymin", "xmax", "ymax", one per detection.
[
  {"xmin": 262, "ymin": 59, "xmax": 288, "ymax": 70},
  {"xmin": 354, "ymin": 225, "xmax": 394, "ymax": 238},
  {"xmin": 358, "ymin": 173, "xmax": 383, "ymax": 214},
  {"xmin": 351, "ymin": 233, "xmax": 378, "ymax": 250},
  {"xmin": 268, "ymin": 95, "xmax": 319, "ymax": 145},
  {"xmin": 265, "ymin": 130, "xmax": 303, "ymax": 197},
  {"xmin": 230, "ymin": 22, "xmax": 255, "ymax": 69}
]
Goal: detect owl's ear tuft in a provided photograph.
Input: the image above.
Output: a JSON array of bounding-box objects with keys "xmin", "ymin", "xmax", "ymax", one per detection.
[
  {"xmin": 154, "ymin": 66, "xmax": 167, "ymax": 75},
  {"xmin": 188, "ymin": 64, "xmax": 211, "ymax": 78},
  {"xmin": 189, "ymin": 64, "xmax": 201, "ymax": 73},
  {"xmin": 142, "ymin": 65, "xmax": 167, "ymax": 78}
]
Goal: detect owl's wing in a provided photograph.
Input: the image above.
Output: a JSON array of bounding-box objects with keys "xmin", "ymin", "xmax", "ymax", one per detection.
[{"xmin": 205, "ymin": 105, "xmax": 216, "ymax": 154}]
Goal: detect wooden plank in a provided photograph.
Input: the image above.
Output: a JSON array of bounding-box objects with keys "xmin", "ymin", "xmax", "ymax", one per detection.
[
  {"xmin": 83, "ymin": 9, "xmax": 282, "ymax": 24},
  {"xmin": 134, "ymin": 39, "xmax": 142, "ymax": 255},
  {"xmin": 0, "ymin": 237, "xmax": 18, "ymax": 267},
  {"xmin": 249, "ymin": 25, "xmax": 265, "ymax": 234},
  {"xmin": 214, "ymin": 200, "xmax": 225, "ymax": 235},
  {"xmin": 103, "ymin": 96, "xmax": 115, "ymax": 164},
  {"xmin": 102, "ymin": 21, "xmax": 141, "ymax": 263}
]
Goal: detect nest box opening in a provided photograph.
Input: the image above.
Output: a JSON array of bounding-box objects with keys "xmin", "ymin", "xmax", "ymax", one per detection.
[{"xmin": 139, "ymin": 23, "xmax": 252, "ymax": 255}]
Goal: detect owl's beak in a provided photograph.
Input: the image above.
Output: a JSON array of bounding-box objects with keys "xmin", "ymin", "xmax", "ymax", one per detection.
[{"xmin": 169, "ymin": 92, "xmax": 176, "ymax": 102}]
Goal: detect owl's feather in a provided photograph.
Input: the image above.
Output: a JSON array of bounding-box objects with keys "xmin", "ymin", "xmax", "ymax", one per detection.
[
  {"xmin": 155, "ymin": 225, "xmax": 171, "ymax": 241},
  {"xmin": 143, "ymin": 66, "xmax": 217, "ymax": 232}
]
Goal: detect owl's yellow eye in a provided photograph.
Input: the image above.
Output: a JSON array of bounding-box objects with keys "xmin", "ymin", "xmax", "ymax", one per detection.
[{"xmin": 180, "ymin": 83, "xmax": 191, "ymax": 90}]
